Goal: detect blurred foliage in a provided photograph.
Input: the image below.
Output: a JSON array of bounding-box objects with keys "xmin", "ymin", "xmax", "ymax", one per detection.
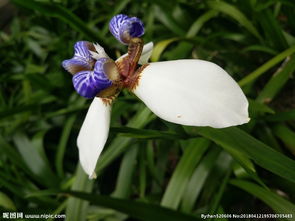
[{"xmin": 1, "ymin": 0, "xmax": 295, "ymax": 220}]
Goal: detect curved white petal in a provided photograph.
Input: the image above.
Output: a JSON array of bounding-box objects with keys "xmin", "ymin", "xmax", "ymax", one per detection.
[
  {"xmin": 116, "ymin": 42, "xmax": 153, "ymax": 64},
  {"xmin": 90, "ymin": 43, "xmax": 110, "ymax": 60},
  {"xmin": 77, "ymin": 97, "xmax": 111, "ymax": 178},
  {"xmin": 133, "ymin": 60, "xmax": 249, "ymax": 128},
  {"xmin": 138, "ymin": 42, "xmax": 153, "ymax": 65}
]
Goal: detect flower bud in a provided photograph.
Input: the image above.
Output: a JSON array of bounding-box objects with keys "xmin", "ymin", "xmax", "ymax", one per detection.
[{"xmin": 109, "ymin": 14, "xmax": 144, "ymax": 44}]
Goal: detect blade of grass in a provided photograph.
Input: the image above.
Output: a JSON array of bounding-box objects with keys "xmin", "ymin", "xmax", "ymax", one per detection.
[
  {"xmin": 199, "ymin": 151, "xmax": 233, "ymax": 204},
  {"xmin": 167, "ymin": 124, "xmax": 263, "ymax": 186},
  {"xmin": 154, "ymin": 5, "xmax": 185, "ymax": 36},
  {"xmin": 13, "ymin": 133, "xmax": 59, "ymax": 187},
  {"xmin": 255, "ymin": 126, "xmax": 282, "ymax": 152},
  {"xmin": 65, "ymin": 190, "xmax": 199, "ymax": 221},
  {"xmin": 0, "ymin": 174, "xmax": 26, "ymax": 198},
  {"xmin": 283, "ymin": 31, "xmax": 295, "ymax": 46},
  {"xmin": 0, "ymin": 104, "xmax": 40, "ymax": 119},
  {"xmin": 187, "ymin": 127, "xmax": 295, "ymax": 183},
  {"xmin": 145, "ymin": 5, "xmax": 155, "ymax": 39},
  {"xmin": 95, "ymin": 106, "xmax": 154, "ymax": 176},
  {"xmin": 231, "ymin": 179, "xmax": 295, "ymax": 219},
  {"xmin": 139, "ymin": 146, "xmax": 147, "ymax": 198},
  {"xmin": 65, "ymin": 164, "xmax": 94, "ymax": 221},
  {"xmin": 248, "ymin": 99, "xmax": 275, "ymax": 117},
  {"xmin": 111, "ymin": 126, "xmax": 188, "ymax": 140},
  {"xmin": 187, "ymin": 10, "xmax": 219, "ymax": 38},
  {"xmin": 112, "ymin": 144, "xmax": 139, "ymax": 198},
  {"xmin": 257, "ymin": 9, "xmax": 288, "ymax": 50},
  {"xmin": 207, "ymin": 0, "xmax": 262, "ymax": 40},
  {"xmin": 242, "ymin": 45, "xmax": 277, "ymax": 55},
  {"xmin": 55, "ymin": 114, "xmax": 77, "ymax": 177},
  {"xmin": 0, "ymin": 136, "xmax": 28, "ymax": 171},
  {"xmin": 226, "ymin": 133, "xmax": 265, "ymax": 183},
  {"xmin": 0, "ymin": 192, "xmax": 16, "ymax": 210},
  {"xmin": 31, "ymin": 131, "xmax": 51, "ymax": 167},
  {"xmin": 12, "ymin": 0, "xmax": 104, "ymax": 43},
  {"xmin": 209, "ymin": 167, "xmax": 232, "ymax": 214},
  {"xmin": 161, "ymin": 138, "xmax": 210, "ymax": 209},
  {"xmin": 48, "ymin": 200, "xmax": 67, "ymax": 221},
  {"xmin": 151, "ymin": 38, "xmax": 179, "ymax": 62},
  {"xmin": 146, "ymin": 141, "xmax": 162, "ymax": 188},
  {"xmin": 273, "ymin": 124, "xmax": 295, "ymax": 155},
  {"xmin": 256, "ymin": 56, "xmax": 295, "ymax": 103},
  {"xmin": 214, "ymin": 207, "xmax": 228, "ymax": 221},
  {"xmin": 265, "ymin": 109, "xmax": 295, "ymax": 122},
  {"xmin": 180, "ymin": 147, "xmax": 221, "ymax": 212},
  {"xmin": 165, "ymin": 10, "xmax": 219, "ymax": 60},
  {"xmin": 239, "ymin": 44, "xmax": 295, "ymax": 86}
]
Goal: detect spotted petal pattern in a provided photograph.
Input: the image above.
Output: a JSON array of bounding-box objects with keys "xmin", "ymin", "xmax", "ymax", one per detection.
[
  {"xmin": 109, "ymin": 14, "xmax": 144, "ymax": 44},
  {"xmin": 62, "ymin": 41, "xmax": 95, "ymax": 75},
  {"xmin": 72, "ymin": 58, "xmax": 112, "ymax": 98}
]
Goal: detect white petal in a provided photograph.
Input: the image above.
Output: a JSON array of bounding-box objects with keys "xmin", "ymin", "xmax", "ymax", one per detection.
[
  {"xmin": 89, "ymin": 51, "xmax": 101, "ymax": 60},
  {"xmin": 133, "ymin": 60, "xmax": 249, "ymax": 128},
  {"xmin": 138, "ymin": 42, "xmax": 153, "ymax": 65},
  {"xmin": 116, "ymin": 42, "xmax": 153, "ymax": 64},
  {"xmin": 77, "ymin": 97, "xmax": 111, "ymax": 178},
  {"xmin": 90, "ymin": 43, "xmax": 109, "ymax": 60}
]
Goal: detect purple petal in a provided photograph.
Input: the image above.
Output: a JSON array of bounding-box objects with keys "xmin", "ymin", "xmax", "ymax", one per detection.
[
  {"xmin": 62, "ymin": 59, "xmax": 90, "ymax": 75},
  {"xmin": 73, "ymin": 41, "xmax": 93, "ymax": 61},
  {"xmin": 109, "ymin": 14, "xmax": 144, "ymax": 44},
  {"xmin": 72, "ymin": 58, "xmax": 112, "ymax": 98},
  {"xmin": 62, "ymin": 41, "xmax": 95, "ymax": 75}
]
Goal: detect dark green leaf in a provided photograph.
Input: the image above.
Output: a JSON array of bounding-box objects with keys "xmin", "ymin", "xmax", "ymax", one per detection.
[
  {"xmin": 161, "ymin": 138, "xmax": 210, "ymax": 209},
  {"xmin": 12, "ymin": 0, "xmax": 105, "ymax": 43},
  {"xmin": 111, "ymin": 126, "xmax": 189, "ymax": 140},
  {"xmin": 186, "ymin": 127, "xmax": 295, "ymax": 183},
  {"xmin": 231, "ymin": 179, "xmax": 295, "ymax": 218},
  {"xmin": 13, "ymin": 133, "xmax": 59, "ymax": 187},
  {"xmin": 65, "ymin": 191, "xmax": 199, "ymax": 221}
]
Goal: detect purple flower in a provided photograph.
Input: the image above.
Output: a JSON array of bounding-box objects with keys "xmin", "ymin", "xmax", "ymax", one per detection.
[
  {"xmin": 62, "ymin": 42, "xmax": 113, "ymax": 98},
  {"xmin": 109, "ymin": 14, "xmax": 144, "ymax": 44},
  {"xmin": 62, "ymin": 41, "xmax": 95, "ymax": 75},
  {"xmin": 72, "ymin": 58, "xmax": 112, "ymax": 98}
]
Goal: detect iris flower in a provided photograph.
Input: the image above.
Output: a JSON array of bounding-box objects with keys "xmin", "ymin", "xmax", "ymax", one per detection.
[{"xmin": 62, "ymin": 14, "xmax": 249, "ymax": 178}]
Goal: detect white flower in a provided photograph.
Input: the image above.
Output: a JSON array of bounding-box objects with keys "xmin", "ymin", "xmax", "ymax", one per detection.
[
  {"xmin": 77, "ymin": 42, "xmax": 249, "ymax": 178},
  {"xmin": 62, "ymin": 14, "xmax": 249, "ymax": 179}
]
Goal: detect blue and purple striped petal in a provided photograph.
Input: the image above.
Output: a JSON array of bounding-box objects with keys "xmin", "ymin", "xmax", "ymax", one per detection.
[
  {"xmin": 62, "ymin": 41, "xmax": 95, "ymax": 75},
  {"xmin": 109, "ymin": 14, "xmax": 144, "ymax": 44},
  {"xmin": 72, "ymin": 58, "xmax": 112, "ymax": 98}
]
